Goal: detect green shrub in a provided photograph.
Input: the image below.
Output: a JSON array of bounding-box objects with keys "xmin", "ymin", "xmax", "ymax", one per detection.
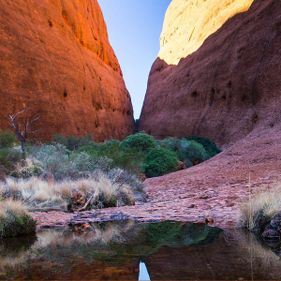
[
  {"xmin": 30, "ymin": 134, "xmax": 220, "ymax": 180},
  {"xmin": 142, "ymin": 147, "xmax": 178, "ymax": 178},
  {"xmin": 0, "ymin": 131, "xmax": 17, "ymax": 148},
  {"xmin": 0, "ymin": 148, "xmax": 22, "ymax": 172},
  {"xmin": 186, "ymin": 136, "xmax": 221, "ymax": 158},
  {"xmin": 159, "ymin": 137, "xmax": 180, "ymax": 152},
  {"xmin": 121, "ymin": 132, "xmax": 157, "ymax": 152},
  {"xmin": 79, "ymin": 141, "xmax": 145, "ymax": 176},
  {"xmin": 79, "ymin": 141, "xmax": 121, "ymax": 163},
  {"xmin": 31, "ymin": 144, "xmax": 112, "ymax": 180},
  {"xmin": 53, "ymin": 134, "xmax": 93, "ymax": 151},
  {"xmin": 0, "ymin": 200, "xmax": 36, "ymax": 238},
  {"xmin": 160, "ymin": 137, "xmax": 220, "ymax": 167},
  {"xmin": 178, "ymin": 139, "xmax": 209, "ymax": 165},
  {"xmin": 112, "ymin": 149, "xmax": 145, "ymax": 175}
]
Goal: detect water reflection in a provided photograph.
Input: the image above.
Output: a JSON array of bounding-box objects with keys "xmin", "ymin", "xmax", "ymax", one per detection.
[
  {"xmin": 139, "ymin": 261, "xmax": 150, "ymax": 281},
  {"xmin": 0, "ymin": 221, "xmax": 280, "ymax": 280}
]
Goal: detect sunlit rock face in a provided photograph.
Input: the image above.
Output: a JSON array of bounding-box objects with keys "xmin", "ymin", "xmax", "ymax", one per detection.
[
  {"xmin": 140, "ymin": 0, "xmax": 281, "ymax": 146},
  {"xmin": 0, "ymin": 0, "xmax": 134, "ymax": 141},
  {"xmin": 159, "ymin": 0, "xmax": 254, "ymax": 65}
]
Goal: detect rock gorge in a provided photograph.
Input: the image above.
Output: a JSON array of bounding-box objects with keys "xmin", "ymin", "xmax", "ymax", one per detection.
[
  {"xmin": 1, "ymin": 0, "xmax": 281, "ymax": 230},
  {"xmin": 140, "ymin": 0, "xmax": 281, "ymax": 147},
  {"xmin": 0, "ymin": 0, "xmax": 134, "ymax": 141}
]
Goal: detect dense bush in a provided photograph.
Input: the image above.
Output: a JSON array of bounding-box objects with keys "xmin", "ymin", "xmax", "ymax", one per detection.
[
  {"xmin": 57, "ymin": 134, "xmax": 221, "ymax": 178},
  {"xmin": 31, "ymin": 144, "xmax": 112, "ymax": 181},
  {"xmin": 0, "ymin": 148, "xmax": 22, "ymax": 173},
  {"xmin": 177, "ymin": 139, "xmax": 209, "ymax": 165},
  {"xmin": 0, "ymin": 131, "xmax": 17, "ymax": 149},
  {"xmin": 160, "ymin": 138, "xmax": 211, "ymax": 166},
  {"xmin": 142, "ymin": 147, "xmax": 178, "ymax": 178},
  {"xmin": 159, "ymin": 137, "xmax": 180, "ymax": 152},
  {"xmin": 120, "ymin": 132, "xmax": 156, "ymax": 152},
  {"xmin": 79, "ymin": 140, "xmax": 145, "ymax": 175},
  {"xmin": 79, "ymin": 140, "xmax": 121, "ymax": 161},
  {"xmin": 53, "ymin": 134, "xmax": 93, "ymax": 151},
  {"xmin": 186, "ymin": 136, "xmax": 221, "ymax": 158}
]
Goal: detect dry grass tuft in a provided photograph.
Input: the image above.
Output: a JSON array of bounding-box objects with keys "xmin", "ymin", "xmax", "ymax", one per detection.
[
  {"xmin": 0, "ymin": 200, "xmax": 36, "ymax": 238},
  {"xmin": 240, "ymin": 186, "xmax": 281, "ymax": 231},
  {"xmin": 0, "ymin": 173, "xmax": 136, "ymax": 211},
  {"xmin": 0, "ymin": 200, "xmax": 28, "ymax": 219}
]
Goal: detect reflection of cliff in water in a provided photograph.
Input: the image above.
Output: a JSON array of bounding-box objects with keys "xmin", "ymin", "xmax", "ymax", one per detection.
[{"xmin": 0, "ymin": 221, "xmax": 281, "ymax": 280}]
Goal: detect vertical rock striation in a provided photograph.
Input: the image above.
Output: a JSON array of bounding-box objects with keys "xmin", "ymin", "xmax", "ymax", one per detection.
[
  {"xmin": 0, "ymin": 0, "xmax": 134, "ymax": 141},
  {"xmin": 140, "ymin": 0, "xmax": 281, "ymax": 146}
]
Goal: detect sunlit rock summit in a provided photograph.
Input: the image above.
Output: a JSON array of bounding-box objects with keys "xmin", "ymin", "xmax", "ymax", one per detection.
[
  {"xmin": 0, "ymin": 0, "xmax": 134, "ymax": 141},
  {"xmin": 158, "ymin": 0, "xmax": 254, "ymax": 65}
]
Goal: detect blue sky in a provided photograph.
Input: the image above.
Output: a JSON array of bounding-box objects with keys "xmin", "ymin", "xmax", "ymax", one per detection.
[{"xmin": 99, "ymin": 0, "xmax": 171, "ymax": 119}]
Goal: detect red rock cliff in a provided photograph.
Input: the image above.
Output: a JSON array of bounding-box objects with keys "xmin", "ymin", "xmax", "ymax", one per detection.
[
  {"xmin": 0, "ymin": 0, "xmax": 134, "ymax": 141},
  {"xmin": 140, "ymin": 0, "xmax": 281, "ymax": 146}
]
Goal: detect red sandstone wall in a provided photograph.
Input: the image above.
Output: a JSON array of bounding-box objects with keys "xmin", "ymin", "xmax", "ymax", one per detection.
[{"xmin": 0, "ymin": 0, "xmax": 134, "ymax": 141}]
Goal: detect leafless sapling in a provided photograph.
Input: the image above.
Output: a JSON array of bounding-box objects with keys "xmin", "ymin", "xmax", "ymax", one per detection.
[{"xmin": 7, "ymin": 109, "xmax": 40, "ymax": 158}]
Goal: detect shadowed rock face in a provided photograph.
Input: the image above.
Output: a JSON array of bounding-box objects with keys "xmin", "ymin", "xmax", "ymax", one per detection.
[
  {"xmin": 0, "ymin": 0, "xmax": 134, "ymax": 141},
  {"xmin": 140, "ymin": 0, "xmax": 281, "ymax": 146}
]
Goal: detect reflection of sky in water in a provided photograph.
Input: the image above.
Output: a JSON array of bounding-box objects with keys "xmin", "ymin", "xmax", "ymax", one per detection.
[{"xmin": 139, "ymin": 261, "xmax": 150, "ymax": 281}]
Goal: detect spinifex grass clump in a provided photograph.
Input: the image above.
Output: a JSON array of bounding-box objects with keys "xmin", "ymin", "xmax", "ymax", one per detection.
[
  {"xmin": 0, "ymin": 170, "xmax": 144, "ymax": 212},
  {"xmin": 0, "ymin": 200, "xmax": 36, "ymax": 238},
  {"xmin": 240, "ymin": 187, "xmax": 281, "ymax": 233}
]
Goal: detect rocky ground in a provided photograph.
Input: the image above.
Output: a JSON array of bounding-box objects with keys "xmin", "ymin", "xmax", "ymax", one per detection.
[{"xmin": 32, "ymin": 125, "xmax": 281, "ymax": 230}]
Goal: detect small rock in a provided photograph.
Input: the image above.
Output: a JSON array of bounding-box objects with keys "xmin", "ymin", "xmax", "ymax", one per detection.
[
  {"xmin": 199, "ymin": 194, "xmax": 210, "ymax": 200},
  {"xmin": 110, "ymin": 212, "xmax": 130, "ymax": 221},
  {"xmin": 188, "ymin": 204, "xmax": 196, "ymax": 209},
  {"xmin": 270, "ymin": 214, "xmax": 281, "ymax": 230},
  {"xmin": 205, "ymin": 217, "xmax": 214, "ymax": 225},
  {"xmin": 262, "ymin": 228, "xmax": 280, "ymax": 240}
]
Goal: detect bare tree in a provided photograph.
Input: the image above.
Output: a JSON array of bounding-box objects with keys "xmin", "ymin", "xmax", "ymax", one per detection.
[{"xmin": 7, "ymin": 108, "xmax": 40, "ymax": 158}]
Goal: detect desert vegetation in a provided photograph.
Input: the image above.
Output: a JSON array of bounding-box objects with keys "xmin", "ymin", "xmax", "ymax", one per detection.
[
  {"xmin": 0, "ymin": 130, "xmax": 221, "ymax": 237},
  {"xmin": 0, "ymin": 131, "xmax": 221, "ymax": 181},
  {"xmin": 76, "ymin": 132, "xmax": 221, "ymax": 177},
  {"xmin": 240, "ymin": 186, "xmax": 281, "ymax": 240},
  {"xmin": 0, "ymin": 200, "xmax": 36, "ymax": 238},
  {"xmin": 0, "ymin": 174, "xmax": 138, "ymax": 212}
]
